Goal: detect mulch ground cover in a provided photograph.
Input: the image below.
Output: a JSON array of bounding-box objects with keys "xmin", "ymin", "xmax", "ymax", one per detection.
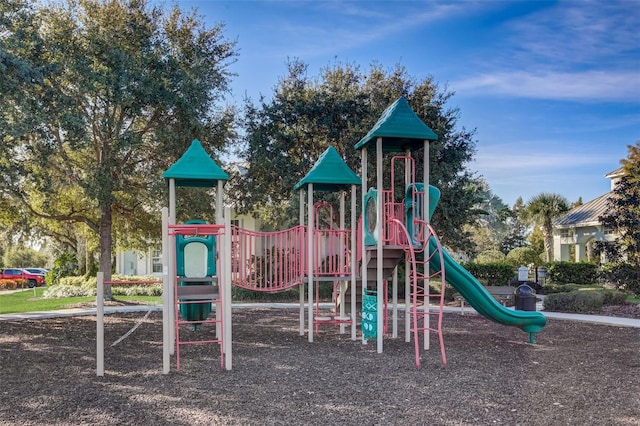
[{"xmin": 1, "ymin": 308, "xmax": 639, "ymax": 426}]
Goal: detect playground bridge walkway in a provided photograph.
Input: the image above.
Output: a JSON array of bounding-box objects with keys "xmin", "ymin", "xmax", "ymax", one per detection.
[{"xmin": 230, "ymin": 225, "xmax": 354, "ymax": 293}]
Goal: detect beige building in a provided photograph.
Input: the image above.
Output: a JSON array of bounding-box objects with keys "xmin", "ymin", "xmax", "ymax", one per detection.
[{"xmin": 552, "ymin": 168, "xmax": 623, "ymax": 262}]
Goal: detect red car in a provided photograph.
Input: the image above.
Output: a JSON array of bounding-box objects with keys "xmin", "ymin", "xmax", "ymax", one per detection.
[{"xmin": 0, "ymin": 268, "xmax": 46, "ymax": 288}]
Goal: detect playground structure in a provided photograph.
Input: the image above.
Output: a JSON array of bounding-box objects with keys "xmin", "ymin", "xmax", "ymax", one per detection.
[{"xmin": 96, "ymin": 96, "xmax": 547, "ymax": 375}]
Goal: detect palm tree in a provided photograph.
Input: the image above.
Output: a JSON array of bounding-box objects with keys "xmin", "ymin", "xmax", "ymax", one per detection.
[{"xmin": 523, "ymin": 193, "xmax": 569, "ymax": 262}]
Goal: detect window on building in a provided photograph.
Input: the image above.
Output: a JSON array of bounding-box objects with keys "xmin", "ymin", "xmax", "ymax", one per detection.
[
  {"xmin": 560, "ymin": 229, "xmax": 573, "ymax": 238},
  {"xmin": 152, "ymin": 245, "xmax": 162, "ymax": 273}
]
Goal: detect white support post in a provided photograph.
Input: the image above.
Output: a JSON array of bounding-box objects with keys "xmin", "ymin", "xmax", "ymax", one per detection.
[
  {"xmin": 299, "ymin": 190, "xmax": 305, "ymax": 336},
  {"xmin": 361, "ymin": 148, "xmax": 368, "ymax": 345},
  {"xmin": 96, "ymin": 272, "xmax": 104, "ymax": 377},
  {"xmin": 392, "ymin": 267, "xmax": 398, "ymax": 338},
  {"xmin": 376, "ymin": 137, "xmax": 384, "ymax": 354},
  {"xmin": 161, "ymin": 208, "xmax": 170, "ymax": 374},
  {"xmin": 423, "ymin": 139, "xmax": 430, "ymax": 350},
  {"xmin": 405, "ymin": 149, "xmax": 412, "ymax": 342},
  {"xmin": 223, "ymin": 207, "xmax": 233, "ymax": 370},
  {"xmin": 216, "ymin": 180, "xmax": 224, "ymax": 224},
  {"xmin": 168, "ymin": 178, "xmax": 176, "ymax": 354},
  {"xmin": 339, "ymin": 190, "xmax": 346, "ymax": 334},
  {"xmin": 215, "ymin": 180, "xmax": 225, "ymax": 340},
  {"xmin": 350, "ymin": 184, "xmax": 357, "ymax": 341},
  {"xmin": 307, "ymin": 183, "xmax": 314, "ymax": 343}
]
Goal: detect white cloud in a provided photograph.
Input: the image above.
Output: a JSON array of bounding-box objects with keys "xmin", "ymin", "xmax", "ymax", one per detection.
[
  {"xmin": 265, "ymin": 2, "xmax": 478, "ymax": 58},
  {"xmin": 452, "ymin": 70, "xmax": 640, "ymax": 102}
]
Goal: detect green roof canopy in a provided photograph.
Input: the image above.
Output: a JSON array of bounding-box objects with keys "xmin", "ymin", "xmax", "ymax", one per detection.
[
  {"xmin": 354, "ymin": 96, "xmax": 438, "ymax": 152},
  {"xmin": 163, "ymin": 139, "xmax": 229, "ymax": 188},
  {"xmin": 293, "ymin": 146, "xmax": 361, "ymax": 192}
]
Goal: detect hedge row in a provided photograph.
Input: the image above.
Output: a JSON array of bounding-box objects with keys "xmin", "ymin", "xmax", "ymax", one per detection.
[
  {"xmin": 546, "ymin": 262, "xmax": 598, "ymax": 285},
  {"xmin": 461, "ymin": 262, "xmax": 514, "ymax": 286},
  {"xmin": 543, "ymin": 289, "xmax": 628, "ymax": 313}
]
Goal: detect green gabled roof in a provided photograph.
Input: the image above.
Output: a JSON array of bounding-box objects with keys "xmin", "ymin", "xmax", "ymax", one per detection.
[
  {"xmin": 293, "ymin": 146, "xmax": 361, "ymax": 192},
  {"xmin": 354, "ymin": 96, "xmax": 438, "ymax": 152},
  {"xmin": 163, "ymin": 139, "xmax": 229, "ymax": 187}
]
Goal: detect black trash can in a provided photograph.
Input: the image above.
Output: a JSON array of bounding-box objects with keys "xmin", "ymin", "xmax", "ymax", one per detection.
[{"xmin": 515, "ymin": 284, "xmax": 537, "ymax": 311}]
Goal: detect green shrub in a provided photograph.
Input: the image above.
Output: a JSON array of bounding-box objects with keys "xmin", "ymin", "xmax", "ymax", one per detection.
[
  {"xmin": 58, "ymin": 275, "xmax": 95, "ymax": 288},
  {"xmin": 43, "ymin": 285, "xmax": 95, "ymax": 298},
  {"xmin": 232, "ymin": 286, "xmax": 303, "ymax": 302},
  {"xmin": 543, "ymin": 289, "xmax": 629, "ymax": 313},
  {"xmin": 474, "ymin": 250, "xmax": 506, "ymax": 264},
  {"xmin": 547, "ymin": 262, "xmax": 598, "ymax": 285},
  {"xmin": 506, "ymin": 247, "xmax": 541, "ymax": 267},
  {"xmin": 46, "ymin": 253, "xmax": 78, "ymax": 286},
  {"xmin": 600, "ymin": 289, "xmax": 629, "ymax": 306},
  {"xmin": 112, "ymin": 284, "xmax": 162, "ymax": 297},
  {"xmin": 599, "ymin": 263, "xmax": 640, "ymax": 296},
  {"xmin": 462, "ymin": 262, "xmax": 514, "ymax": 286},
  {"xmin": 543, "ymin": 291, "xmax": 604, "ymax": 313},
  {"xmin": 45, "ymin": 274, "xmax": 162, "ymax": 297},
  {"xmin": 539, "ymin": 283, "xmax": 584, "ymax": 295}
]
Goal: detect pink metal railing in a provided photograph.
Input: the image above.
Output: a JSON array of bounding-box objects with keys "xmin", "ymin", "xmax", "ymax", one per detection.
[
  {"xmin": 313, "ymin": 228, "xmax": 352, "ymax": 277},
  {"xmin": 231, "ymin": 225, "xmax": 306, "ymax": 292}
]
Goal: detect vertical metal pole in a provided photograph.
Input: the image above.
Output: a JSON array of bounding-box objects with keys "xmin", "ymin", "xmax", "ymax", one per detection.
[
  {"xmin": 339, "ymin": 190, "xmax": 346, "ymax": 334},
  {"xmin": 392, "ymin": 267, "xmax": 398, "ymax": 338},
  {"xmin": 96, "ymin": 271, "xmax": 104, "ymax": 377},
  {"xmin": 376, "ymin": 137, "xmax": 384, "ymax": 354},
  {"xmin": 224, "ymin": 207, "xmax": 233, "ymax": 370},
  {"xmin": 168, "ymin": 178, "xmax": 176, "ymax": 354},
  {"xmin": 215, "ymin": 180, "xmax": 224, "ymax": 339},
  {"xmin": 307, "ymin": 183, "xmax": 314, "ymax": 342},
  {"xmin": 350, "ymin": 184, "xmax": 357, "ymax": 341},
  {"xmin": 404, "ymin": 148, "xmax": 411, "ymax": 342},
  {"xmin": 299, "ymin": 190, "xmax": 305, "ymax": 336},
  {"xmin": 216, "ymin": 180, "xmax": 224, "ymax": 223},
  {"xmin": 161, "ymin": 208, "xmax": 170, "ymax": 374},
  {"xmin": 361, "ymin": 148, "xmax": 368, "ymax": 345},
  {"xmin": 424, "ymin": 139, "xmax": 430, "ymax": 350}
]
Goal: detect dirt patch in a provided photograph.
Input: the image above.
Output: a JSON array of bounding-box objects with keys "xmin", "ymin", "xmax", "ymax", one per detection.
[
  {"xmin": 1, "ymin": 309, "xmax": 639, "ymax": 426},
  {"xmin": 602, "ymin": 302, "xmax": 640, "ymax": 319}
]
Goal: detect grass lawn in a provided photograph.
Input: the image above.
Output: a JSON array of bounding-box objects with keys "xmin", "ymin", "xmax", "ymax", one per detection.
[
  {"xmin": 0, "ymin": 288, "xmax": 161, "ymax": 314},
  {"xmin": 1, "ymin": 286, "xmax": 638, "ymax": 315}
]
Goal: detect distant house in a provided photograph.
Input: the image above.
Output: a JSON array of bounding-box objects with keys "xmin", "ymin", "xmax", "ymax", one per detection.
[{"xmin": 552, "ymin": 168, "xmax": 623, "ymax": 262}]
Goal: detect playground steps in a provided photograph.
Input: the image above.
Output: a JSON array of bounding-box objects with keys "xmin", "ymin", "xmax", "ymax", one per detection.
[
  {"xmin": 175, "ymin": 277, "xmax": 224, "ymax": 370},
  {"xmin": 339, "ymin": 246, "xmax": 406, "ymax": 308}
]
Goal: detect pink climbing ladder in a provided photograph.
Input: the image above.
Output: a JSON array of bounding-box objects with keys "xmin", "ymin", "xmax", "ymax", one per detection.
[
  {"xmin": 168, "ymin": 223, "xmax": 226, "ymax": 371},
  {"xmin": 392, "ymin": 218, "xmax": 447, "ymax": 367}
]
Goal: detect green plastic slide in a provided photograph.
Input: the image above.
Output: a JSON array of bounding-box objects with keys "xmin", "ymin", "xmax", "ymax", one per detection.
[
  {"xmin": 408, "ymin": 183, "xmax": 547, "ymax": 340},
  {"xmin": 430, "ymin": 239, "xmax": 547, "ymax": 336}
]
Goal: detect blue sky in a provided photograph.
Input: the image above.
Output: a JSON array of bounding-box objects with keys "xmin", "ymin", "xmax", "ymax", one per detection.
[{"xmin": 167, "ymin": 0, "xmax": 639, "ymax": 207}]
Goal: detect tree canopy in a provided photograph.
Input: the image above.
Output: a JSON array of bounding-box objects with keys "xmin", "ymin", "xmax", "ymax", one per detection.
[
  {"xmin": 599, "ymin": 141, "xmax": 640, "ymax": 267},
  {"xmin": 1, "ymin": 0, "xmax": 238, "ymax": 292},
  {"xmin": 232, "ymin": 60, "xmax": 482, "ymax": 252},
  {"xmin": 523, "ymin": 193, "xmax": 569, "ymax": 262}
]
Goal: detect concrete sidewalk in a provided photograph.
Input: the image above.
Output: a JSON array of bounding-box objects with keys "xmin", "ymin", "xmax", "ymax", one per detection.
[{"xmin": 1, "ymin": 303, "xmax": 639, "ymax": 328}]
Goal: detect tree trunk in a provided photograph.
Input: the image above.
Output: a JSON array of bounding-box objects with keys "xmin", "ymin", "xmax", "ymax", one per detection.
[
  {"xmin": 100, "ymin": 203, "xmax": 113, "ymax": 300},
  {"xmin": 543, "ymin": 223, "xmax": 553, "ymax": 263},
  {"xmin": 77, "ymin": 236, "xmax": 86, "ymax": 275}
]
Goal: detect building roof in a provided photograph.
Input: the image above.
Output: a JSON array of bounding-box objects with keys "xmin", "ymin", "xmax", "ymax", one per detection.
[
  {"xmin": 605, "ymin": 167, "xmax": 624, "ymax": 179},
  {"xmin": 553, "ymin": 192, "xmax": 613, "ymax": 228},
  {"xmin": 163, "ymin": 139, "xmax": 229, "ymax": 187},
  {"xmin": 293, "ymin": 146, "xmax": 361, "ymax": 192},
  {"xmin": 353, "ymin": 96, "xmax": 438, "ymax": 152}
]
